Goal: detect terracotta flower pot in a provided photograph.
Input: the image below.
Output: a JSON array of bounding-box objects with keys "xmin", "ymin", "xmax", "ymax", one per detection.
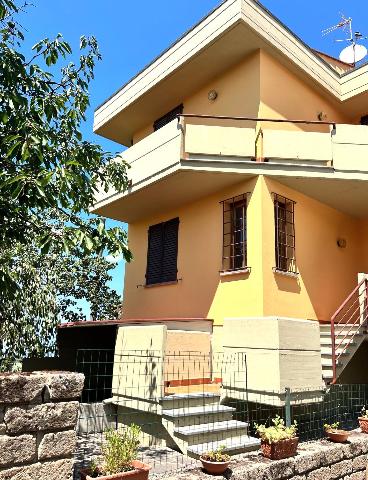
[
  {"xmin": 200, "ymin": 457, "xmax": 230, "ymax": 475},
  {"xmin": 325, "ymin": 430, "xmax": 350, "ymax": 443},
  {"xmin": 261, "ymin": 437, "xmax": 299, "ymax": 460},
  {"xmin": 86, "ymin": 461, "xmax": 151, "ymax": 480},
  {"xmin": 359, "ymin": 417, "xmax": 368, "ymax": 434}
]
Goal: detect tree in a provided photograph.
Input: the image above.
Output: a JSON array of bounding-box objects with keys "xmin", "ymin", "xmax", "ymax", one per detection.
[
  {"xmin": 0, "ymin": 0, "xmax": 132, "ymax": 297},
  {"xmin": 1, "ymin": 219, "xmax": 122, "ymax": 367},
  {"xmin": 0, "ymin": 0, "xmax": 131, "ymax": 366}
]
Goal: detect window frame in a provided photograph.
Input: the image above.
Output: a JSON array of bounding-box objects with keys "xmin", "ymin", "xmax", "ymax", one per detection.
[
  {"xmin": 273, "ymin": 193, "xmax": 297, "ymax": 274},
  {"xmin": 221, "ymin": 193, "xmax": 249, "ymax": 273}
]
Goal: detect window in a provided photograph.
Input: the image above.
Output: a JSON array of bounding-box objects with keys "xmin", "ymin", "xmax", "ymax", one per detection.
[
  {"xmin": 274, "ymin": 194, "xmax": 296, "ymax": 273},
  {"xmin": 153, "ymin": 104, "xmax": 183, "ymax": 131},
  {"xmin": 361, "ymin": 115, "xmax": 368, "ymax": 126},
  {"xmin": 221, "ymin": 194, "xmax": 248, "ymax": 272},
  {"xmin": 146, "ymin": 218, "xmax": 179, "ymax": 285}
]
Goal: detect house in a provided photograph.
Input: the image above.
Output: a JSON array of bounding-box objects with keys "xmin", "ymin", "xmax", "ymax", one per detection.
[{"xmin": 90, "ymin": 0, "xmax": 368, "ymax": 455}]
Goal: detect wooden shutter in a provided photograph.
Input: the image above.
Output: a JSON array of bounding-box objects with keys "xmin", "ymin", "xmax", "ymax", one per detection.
[
  {"xmin": 146, "ymin": 218, "xmax": 179, "ymax": 285},
  {"xmin": 161, "ymin": 218, "xmax": 179, "ymax": 282},
  {"xmin": 153, "ymin": 105, "xmax": 183, "ymax": 131}
]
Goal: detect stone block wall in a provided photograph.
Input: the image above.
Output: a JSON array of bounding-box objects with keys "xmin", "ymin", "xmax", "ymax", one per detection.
[
  {"xmin": 0, "ymin": 371, "xmax": 84, "ymax": 480},
  {"xmin": 160, "ymin": 432, "xmax": 368, "ymax": 480}
]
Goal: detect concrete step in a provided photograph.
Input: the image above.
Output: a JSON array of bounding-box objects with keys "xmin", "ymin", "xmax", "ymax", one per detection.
[
  {"xmin": 320, "ymin": 337, "xmax": 356, "ymax": 346},
  {"xmin": 160, "ymin": 393, "xmax": 220, "ymax": 409},
  {"xmin": 320, "ymin": 330, "xmax": 362, "ymax": 338},
  {"xmin": 321, "ymin": 359, "xmax": 343, "ymax": 368},
  {"xmin": 321, "ymin": 347, "xmax": 352, "ymax": 356},
  {"xmin": 174, "ymin": 420, "xmax": 249, "ymax": 446},
  {"xmin": 162, "ymin": 405, "xmax": 235, "ymax": 427},
  {"xmin": 187, "ymin": 435, "xmax": 260, "ymax": 458}
]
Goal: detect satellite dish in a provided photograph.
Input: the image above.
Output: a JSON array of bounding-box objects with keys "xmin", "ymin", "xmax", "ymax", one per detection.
[{"xmin": 339, "ymin": 44, "xmax": 367, "ymax": 63}]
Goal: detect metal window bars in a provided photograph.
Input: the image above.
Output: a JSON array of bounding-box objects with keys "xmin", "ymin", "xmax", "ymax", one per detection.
[
  {"xmin": 221, "ymin": 193, "xmax": 249, "ymax": 272},
  {"xmin": 273, "ymin": 193, "xmax": 297, "ymax": 274}
]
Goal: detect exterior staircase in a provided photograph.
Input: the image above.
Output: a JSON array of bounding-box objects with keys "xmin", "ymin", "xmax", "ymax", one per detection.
[
  {"xmin": 320, "ymin": 275, "xmax": 368, "ymax": 384},
  {"xmin": 320, "ymin": 323, "xmax": 364, "ymax": 383},
  {"xmin": 160, "ymin": 392, "xmax": 260, "ymax": 458}
]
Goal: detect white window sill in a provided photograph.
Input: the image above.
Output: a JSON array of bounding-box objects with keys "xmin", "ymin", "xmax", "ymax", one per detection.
[
  {"xmin": 220, "ymin": 268, "xmax": 251, "ymax": 277},
  {"xmin": 273, "ymin": 268, "xmax": 299, "ymax": 278}
]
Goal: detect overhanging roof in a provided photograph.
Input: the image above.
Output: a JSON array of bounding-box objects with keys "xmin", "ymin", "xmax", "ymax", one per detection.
[{"xmin": 94, "ymin": 0, "xmax": 368, "ymax": 146}]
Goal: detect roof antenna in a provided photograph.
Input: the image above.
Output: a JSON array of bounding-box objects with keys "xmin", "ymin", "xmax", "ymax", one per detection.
[{"xmin": 322, "ymin": 13, "xmax": 368, "ymax": 66}]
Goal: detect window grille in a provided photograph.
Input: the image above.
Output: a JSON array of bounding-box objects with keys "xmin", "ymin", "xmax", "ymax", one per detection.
[
  {"xmin": 273, "ymin": 193, "xmax": 297, "ymax": 273},
  {"xmin": 221, "ymin": 193, "xmax": 248, "ymax": 272},
  {"xmin": 153, "ymin": 104, "xmax": 183, "ymax": 131}
]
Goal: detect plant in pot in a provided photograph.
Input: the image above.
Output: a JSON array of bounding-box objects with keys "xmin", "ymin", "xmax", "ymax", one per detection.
[
  {"xmin": 358, "ymin": 406, "xmax": 368, "ymax": 433},
  {"xmin": 200, "ymin": 445, "xmax": 231, "ymax": 475},
  {"xmin": 324, "ymin": 422, "xmax": 350, "ymax": 443},
  {"xmin": 85, "ymin": 424, "xmax": 151, "ymax": 480},
  {"xmin": 255, "ymin": 415, "xmax": 298, "ymax": 460}
]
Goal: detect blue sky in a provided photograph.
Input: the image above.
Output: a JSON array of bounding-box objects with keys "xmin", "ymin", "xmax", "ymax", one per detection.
[{"xmin": 20, "ymin": 0, "xmax": 368, "ymax": 315}]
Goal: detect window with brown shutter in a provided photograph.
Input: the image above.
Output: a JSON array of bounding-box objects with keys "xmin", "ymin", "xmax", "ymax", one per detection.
[
  {"xmin": 146, "ymin": 218, "xmax": 179, "ymax": 285},
  {"xmin": 153, "ymin": 105, "xmax": 183, "ymax": 131},
  {"xmin": 274, "ymin": 194, "xmax": 296, "ymax": 273},
  {"xmin": 221, "ymin": 194, "xmax": 248, "ymax": 272}
]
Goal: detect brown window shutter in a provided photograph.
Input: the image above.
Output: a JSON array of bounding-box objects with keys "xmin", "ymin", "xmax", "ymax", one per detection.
[{"xmin": 146, "ymin": 218, "xmax": 179, "ymax": 285}]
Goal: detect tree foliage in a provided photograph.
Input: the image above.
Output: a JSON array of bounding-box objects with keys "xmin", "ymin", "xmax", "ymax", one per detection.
[
  {"xmin": 0, "ymin": 0, "xmax": 131, "ymax": 296},
  {"xmin": 0, "ymin": 0, "xmax": 131, "ymax": 366}
]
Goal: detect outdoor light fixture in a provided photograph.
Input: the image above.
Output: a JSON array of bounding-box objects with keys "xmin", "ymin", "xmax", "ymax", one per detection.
[
  {"xmin": 208, "ymin": 89, "xmax": 218, "ymax": 101},
  {"xmin": 317, "ymin": 111, "xmax": 328, "ymax": 121},
  {"xmin": 337, "ymin": 238, "xmax": 347, "ymax": 248}
]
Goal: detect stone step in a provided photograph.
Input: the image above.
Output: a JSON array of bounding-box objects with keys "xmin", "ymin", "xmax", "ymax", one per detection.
[
  {"xmin": 320, "ymin": 330, "xmax": 362, "ymax": 338},
  {"xmin": 174, "ymin": 419, "xmax": 248, "ymax": 436},
  {"xmin": 174, "ymin": 420, "xmax": 249, "ymax": 446},
  {"xmin": 162, "ymin": 405, "xmax": 235, "ymax": 427},
  {"xmin": 162, "ymin": 405, "xmax": 235, "ymax": 419},
  {"xmin": 160, "ymin": 393, "xmax": 220, "ymax": 409},
  {"xmin": 187, "ymin": 435, "xmax": 260, "ymax": 458}
]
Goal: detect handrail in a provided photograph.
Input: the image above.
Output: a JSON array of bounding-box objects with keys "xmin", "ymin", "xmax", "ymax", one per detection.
[
  {"xmin": 330, "ymin": 276, "xmax": 368, "ymax": 383},
  {"xmin": 178, "ymin": 113, "xmax": 337, "ymax": 127}
]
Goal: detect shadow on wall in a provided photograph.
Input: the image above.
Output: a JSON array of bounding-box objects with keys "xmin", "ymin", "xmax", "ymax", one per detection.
[
  {"xmin": 338, "ymin": 339, "xmax": 368, "ymax": 384},
  {"xmin": 273, "ymin": 274, "xmax": 301, "ymax": 294}
]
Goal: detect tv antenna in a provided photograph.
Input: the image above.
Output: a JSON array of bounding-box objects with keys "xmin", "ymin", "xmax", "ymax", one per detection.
[{"xmin": 322, "ymin": 13, "xmax": 368, "ymax": 65}]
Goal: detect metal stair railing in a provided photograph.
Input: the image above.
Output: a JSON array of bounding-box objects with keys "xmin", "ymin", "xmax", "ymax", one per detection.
[{"xmin": 330, "ymin": 276, "xmax": 368, "ymax": 383}]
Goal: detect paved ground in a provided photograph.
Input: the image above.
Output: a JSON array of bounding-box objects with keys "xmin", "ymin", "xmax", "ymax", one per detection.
[{"xmin": 74, "ymin": 433, "xmax": 199, "ymax": 479}]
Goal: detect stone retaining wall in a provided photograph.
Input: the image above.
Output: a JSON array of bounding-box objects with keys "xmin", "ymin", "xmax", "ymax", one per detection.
[
  {"xmin": 160, "ymin": 432, "xmax": 368, "ymax": 480},
  {"xmin": 0, "ymin": 371, "xmax": 84, "ymax": 480}
]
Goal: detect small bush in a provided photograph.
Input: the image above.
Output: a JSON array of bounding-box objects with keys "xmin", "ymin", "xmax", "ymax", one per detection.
[
  {"xmin": 201, "ymin": 445, "xmax": 230, "ymax": 463},
  {"xmin": 100, "ymin": 425, "xmax": 141, "ymax": 475},
  {"xmin": 255, "ymin": 415, "xmax": 297, "ymax": 444}
]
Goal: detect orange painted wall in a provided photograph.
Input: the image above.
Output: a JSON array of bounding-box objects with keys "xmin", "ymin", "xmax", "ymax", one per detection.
[
  {"xmin": 123, "ymin": 177, "xmax": 264, "ymax": 324},
  {"xmin": 133, "ymin": 48, "xmax": 355, "ymax": 145},
  {"xmin": 261, "ymin": 176, "xmax": 362, "ymax": 321},
  {"xmin": 259, "ymin": 50, "xmax": 351, "ymax": 131},
  {"xmin": 123, "ymin": 175, "xmax": 366, "ymax": 325}
]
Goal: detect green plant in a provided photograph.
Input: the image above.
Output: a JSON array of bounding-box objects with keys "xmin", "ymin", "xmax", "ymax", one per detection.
[
  {"xmin": 324, "ymin": 422, "xmax": 341, "ymax": 432},
  {"xmin": 201, "ymin": 445, "xmax": 230, "ymax": 463},
  {"xmin": 255, "ymin": 416, "xmax": 298, "ymax": 444},
  {"xmin": 361, "ymin": 407, "xmax": 368, "ymax": 419},
  {"xmin": 100, "ymin": 425, "xmax": 141, "ymax": 475}
]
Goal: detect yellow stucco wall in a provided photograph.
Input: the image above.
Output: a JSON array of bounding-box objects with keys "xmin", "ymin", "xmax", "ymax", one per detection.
[
  {"xmin": 123, "ymin": 175, "xmax": 366, "ymax": 326},
  {"xmin": 259, "ymin": 50, "xmax": 350, "ymax": 131},
  {"xmin": 123, "ymin": 177, "xmax": 263, "ymax": 323},
  {"xmin": 133, "ymin": 48, "xmax": 353, "ymax": 145}
]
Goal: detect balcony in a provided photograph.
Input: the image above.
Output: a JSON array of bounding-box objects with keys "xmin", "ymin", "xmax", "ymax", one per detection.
[{"xmin": 92, "ymin": 116, "xmax": 368, "ymax": 222}]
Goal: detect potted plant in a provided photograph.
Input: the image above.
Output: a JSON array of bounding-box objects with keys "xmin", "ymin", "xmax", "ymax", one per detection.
[
  {"xmin": 358, "ymin": 407, "xmax": 368, "ymax": 433},
  {"xmin": 200, "ymin": 445, "xmax": 231, "ymax": 475},
  {"xmin": 255, "ymin": 415, "xmax": 298, "ymax": 460},
  {"xmin": 85, "ymin": 425, "xmax": 151, "ymax": 480},
  {"xmin": 324, "ymin": 422, "xmax": 350, "ymax": 443}
]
